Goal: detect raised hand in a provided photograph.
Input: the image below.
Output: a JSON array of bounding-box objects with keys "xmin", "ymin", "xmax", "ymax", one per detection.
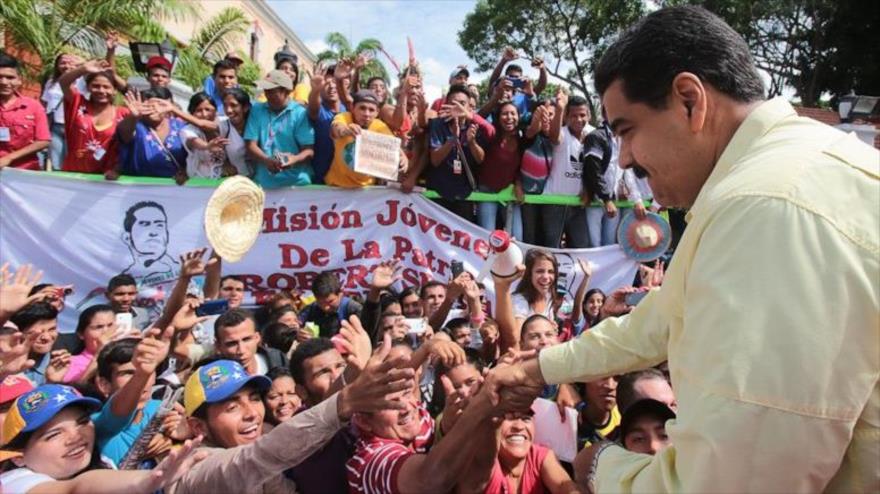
[
  {"xmin": 310, "ymin": 70, "xmax": 325, "ymax": 92},
  {"xmin": 466, "ymin": 123, "xmax": 478, "ymax": 144},
  {"xmin": 556, "ymin": 86, "xmax": 568, "ymax": 110},
  {"xmin": 105, "ymin": 31, "xmax": 119, "ymax": 53},
  {"xmin": 491, "ymin": 263, "xmax": 525, "ymax": 289},
  {"xmin": 531, "ymin": 56, "xmax": 545, "ymax": 69},
  {"xmin": 123, "ymin": 90, "xmax": 152, "ymax": 119},
  {"xmin": 206, "ymin": 136, "xmax": 230, "ymax": 154},
  {"xmin": 139, "ymin": 436, "xmax": 207, "ymax": 492},
  {"xmin": 577, "ymin": 258, "xmax": 593, "ymax": 279},
  {"xmin": 502, "ymin": 46, "xmax": 518, "ymax": 62},
  {"xmin": 0, "ymin": 330, "xmax": 37, "ymax": 377},
  {"xmin": 371, "ymin": 259, "xmax": 401, "ymax": 290},
  {"xmin": 0, "ymin": 263, "xmax": 45, "ymax": 318},
  {"xmin": 171, "ymin": 299, "xmax": 209, "ymax": 331},
  {"xmin": 82, "ymin": 59, "xmax": 111, "ymax": 74},
  {"xmin": 45, "ymin": 349, "xmax": 72, "ymax": 383},
  {"xmin": 427, "ymin": 339, "xmax": 466, "ymax": 368},
  {"xmin": 438, "ymin": 374, "xmax": 475, "ymax": 433},
  {"xmin": 179, "ymin": 248, "xmax": 216, "ymax": 278},
  {"xmin": 336, "ymin": 333, "xmax": 417, "ymax": 419},
  {"xmin": 599, "ymin": 286, "xmax": 641, "ymax": 319},
  {"xmin": 647, "ymin": 260, "xmax": 665, "ymax": 288},
  {"xmin": 335, "ymin": 315, "xmax": 373, "ymax": 372},
  {"xmin": 354, "ymin": 52, "xmax": 371, "ymax": 69},
  {"xmin": 148, "ymin": 98, "xmax": 175, "ymax": 116},
  {"xmin": 133, "ymin": 326, "xmax": 171, "ymax": 376},
  {"xmin": 334, "ymin": 58, "xmax": 353, "ymax": 80}
]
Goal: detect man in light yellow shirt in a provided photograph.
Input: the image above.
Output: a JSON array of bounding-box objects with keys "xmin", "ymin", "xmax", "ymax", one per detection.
[{"xmin": 488, "ymin": 5, "xmax": 879, "ymax": 493}]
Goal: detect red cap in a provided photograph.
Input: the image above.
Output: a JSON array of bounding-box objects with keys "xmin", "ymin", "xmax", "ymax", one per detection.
[
  {"xmin": 0, "ymin": 374, "xmax": 34, "ymax": 405},
  {"xmin": 146, "ymin": 56, "xmax": 173, "ymax": 72}
]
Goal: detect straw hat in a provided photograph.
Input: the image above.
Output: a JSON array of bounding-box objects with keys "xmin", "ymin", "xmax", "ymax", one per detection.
[{"xmin": 204, "ymin": 177, "xmax": 265, "ymax": 262}]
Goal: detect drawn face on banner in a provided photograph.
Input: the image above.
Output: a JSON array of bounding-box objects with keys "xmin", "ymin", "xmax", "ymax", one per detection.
[
  {"xmin": 119, "ymin": 201, "xmax": 181, "ymax": 306},
  {"xmin": 554, "ymin": 253, "xmax": 577, "ymax": 297},
  {"xmin": 124, "ymin": 203, "xmax": 169, "ymax": 257}
]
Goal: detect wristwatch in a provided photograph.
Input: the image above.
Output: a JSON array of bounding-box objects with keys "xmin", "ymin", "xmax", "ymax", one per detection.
[{"xmin": 588, "ymin": 441, "xmax": 616, "ymax": 493}]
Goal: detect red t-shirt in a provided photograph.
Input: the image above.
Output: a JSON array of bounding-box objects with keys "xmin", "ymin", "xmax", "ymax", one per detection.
[
  {"xmin": 0, "ymin": 95, "xmax": 50, "ymax": 170},
  {"xmin": 62, "ymin": 88, "xmax": 129, "ymax": 173},
  {"xmin": 479, "ymin": 136, "xmax": 522, "ymax": 192},
  {"xmin": 485, "ymin": 444, "xmax": 550, "ymax": 494},
  {"xmin": 346, "ymin": 404, "xmax": 434, "ymax": 494}
]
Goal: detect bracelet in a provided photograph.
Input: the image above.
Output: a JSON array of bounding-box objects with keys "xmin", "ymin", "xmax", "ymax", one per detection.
[{"xmin": 588, "ymin": 441, "xmax": 616, "ymax": 494}]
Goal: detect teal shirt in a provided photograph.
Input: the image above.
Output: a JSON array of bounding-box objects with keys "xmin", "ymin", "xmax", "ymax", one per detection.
[
  {"xmin": 95, "ymin": 399, "xmax": 161, "ymax": 467},
  {"xmin": 244, "ymin": 101, "xmax": 315, "ymax": 188}
]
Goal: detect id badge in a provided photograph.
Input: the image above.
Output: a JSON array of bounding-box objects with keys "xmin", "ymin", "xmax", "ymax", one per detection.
[
  {"xmin": 452, "ymin": 159, "xmax": 462, "ymax": 175},
  {"xmin": 93, "ymin": 147, "xmax": 106, "ymax": 161},
  {"xmin": 0, "ymin": 127, "xmax": 10, "ymax": 142}
]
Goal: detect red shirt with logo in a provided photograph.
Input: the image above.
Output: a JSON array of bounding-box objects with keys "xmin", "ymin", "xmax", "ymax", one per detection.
[
  {"xmin": 62, "ymin": 88, "xmax": 129, "ymax": 173},
  {"xmin": 0, "ymin": 95, "xmax": 50, "ymax": 170}
]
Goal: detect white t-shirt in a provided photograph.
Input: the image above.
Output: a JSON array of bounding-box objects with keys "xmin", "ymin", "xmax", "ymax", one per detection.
[
  {"xmin": 545, "ymin": 125, "xmax": 594, "ymax": 195},
  {"xmin": 255, "ymin": 352, "xmax": 269, "ymax": 375},
  {"xmin": 0, "ymin": 467, "xmax": 55, "ymax": 494},
  {"xmin": 41, "ymin": 78, "xmax": 87, "ymax": 125},
  {"xmin": 181, "ymin": 117, "xmax": 249, "ymax": 179},
  {"xmin": 511, "ymin": 292, "xmax": 575, "ymax": 321}
]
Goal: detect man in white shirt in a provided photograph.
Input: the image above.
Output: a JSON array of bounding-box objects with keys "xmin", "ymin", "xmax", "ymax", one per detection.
[{"xmin": 542, "ymin": 93, "xmax": 595, "ymax": 248}]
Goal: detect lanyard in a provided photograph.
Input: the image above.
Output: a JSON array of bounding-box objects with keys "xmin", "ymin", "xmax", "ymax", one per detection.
[{"xmin": 265, "ymin": 106, "xmax": 290, "ymax": 154}]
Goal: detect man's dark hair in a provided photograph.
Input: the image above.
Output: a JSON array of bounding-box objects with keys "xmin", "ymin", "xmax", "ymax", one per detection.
[
  {"xmin": 220, "ymin": 275, "xmax": 243, "ymax": 286},
  {"xmin": 0, "ymin": 53, "xmax": 20, "ymax": 72},
  {"xmin": 616, "ymin": 368, "xmax": 669, "ymax": 412},
  {"xmin": 446, "ymin": 84, "xmax": 471, "ymax": 103},
  {"xmin": 10, "ymin": 302, "xmax": 58, "ymax": 332},
  {"xmin": 213, "ymin": 59, "xmax": 238, "ymax": 77},
  {"xmin": 366, "ymin": 76, "xmax": 386, "ymax": 87},
  {"xmin": 214, "ymin": 308, "xmax": 254, "ymax": 340},
  {"xmin": 419, "ymin": 280, "xmax": 446, "ymax": 299},
  {"xmin": 311, "ymin": 271, "xmax": 341, "ymax": 298},
  {"xmin": 263, "ymin": 322, "xmax": 295, "ymax": 355},
  {"xmin": 444, "ymin": 318, "xmax": 470, "ymax": 335},
  {"xmin": 123, "ymin": 201, "xmax": 166, "ymax": 233},
  {"xmin": 594, "ymin": 5, "xmax": 764, "ymax": 108},
  {"xmin": 141, "ymin": 87, "xmax": 173, "ymax": 101},
  {"xmin": 289, "ymin": 338, "xmax": 335, "ymax": 384},
  {"xmin": 97, "ymin": 338, "xmax": 139, "ymax": 381},
  {"xmin": 566, "ymin": 95, "xmax": 589, "ymax": 111},
  {"xmin": 504, "ymin": 64, "xmax": 523, "ymax": 76},
  {"xmin": 28, "ymin": 283, "xmax": 52, "ymax": 297},
  {"xmin": 107, "ymin": 273, "xmax": 137, "ymax": 292}
]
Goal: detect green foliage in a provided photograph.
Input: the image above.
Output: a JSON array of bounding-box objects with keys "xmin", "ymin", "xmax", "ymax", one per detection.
[
  {"xmin": 458, "ymin": 0, "xmax": 645, "ymax": 122},
  {"xmin": 315, "ymin": 32, "xmax": 389, "ymax": 85},
  {"xmin": 682, "ymin": 0, "xmax": 880, "ymax": 105},
  {"xmin": 173, "ymin": 7, "xmax": 252, "ymax": 90},
  {"xmin": 0, "ymin": 0, "xmax": 191, "ymax": 81}
]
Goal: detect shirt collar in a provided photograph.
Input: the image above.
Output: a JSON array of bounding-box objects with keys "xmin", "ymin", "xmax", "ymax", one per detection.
[{"xmin": 686, "ymin": 97, "xmax": 796, "ymax": 222}]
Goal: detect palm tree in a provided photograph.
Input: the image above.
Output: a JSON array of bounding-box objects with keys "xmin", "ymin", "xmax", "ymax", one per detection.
[
  {"xmin": 173, "ymin": 7, "xmax": 254, "ymax": 91},
  {"xmin": 314, "ymin": 32, "xmax": 389, "ymax": 84},
  {"xmin": 0, "ymin": 0, "xmax": 194, "ymax": 81}
]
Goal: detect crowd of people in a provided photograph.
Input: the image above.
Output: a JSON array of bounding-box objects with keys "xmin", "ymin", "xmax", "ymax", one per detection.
[
  {"xmin": 0, "ymin": 34, "xmax": 662, "ymax": 249},
  {"xmin": 0, "ymin": 240, "xmax": 671, "ymax": 493}
]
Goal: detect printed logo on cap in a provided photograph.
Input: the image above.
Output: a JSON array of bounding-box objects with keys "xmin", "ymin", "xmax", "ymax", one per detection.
[
  {"xmin": 22, "ymin": 391, "xmax": 49, "ymax": 413},
  {"xmin": 203, "ymin": 364, "xmax": 232, "ymax": 389}
]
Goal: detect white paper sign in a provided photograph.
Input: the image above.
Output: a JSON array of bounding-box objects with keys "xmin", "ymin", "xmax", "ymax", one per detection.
[
  {"xmin": 354, "ymin": 130, "xmax": 401, "ymax": 181},
  {"xmin": 532, "ymin": 397, "xmax": 579, "ymax": 463}
]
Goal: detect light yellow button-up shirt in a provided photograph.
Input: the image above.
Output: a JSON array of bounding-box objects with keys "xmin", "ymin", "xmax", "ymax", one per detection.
[{"xmin": 539, "ymin": 97, "xmax": 879, "ymax": 493}]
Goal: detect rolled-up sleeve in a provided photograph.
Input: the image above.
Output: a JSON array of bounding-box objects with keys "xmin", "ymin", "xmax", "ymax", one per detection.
[
  {"xmin": 592, "ymin": 196, "xmax": 879, "ymax": 493},
  {"xmin": 171, "ymin": 392, "xmax": 344, "ymax": 494}
]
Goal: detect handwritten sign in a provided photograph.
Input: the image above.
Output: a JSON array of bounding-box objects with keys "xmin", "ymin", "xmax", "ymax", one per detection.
[{"xmin": 354, "ymin": 130, "xmax": 401, "ymax": 181}]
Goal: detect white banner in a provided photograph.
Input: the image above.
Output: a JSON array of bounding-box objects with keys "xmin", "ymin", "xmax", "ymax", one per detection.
[{"xmin": 0, "ymin": 169, "xmax": 638, "ymax": 331}]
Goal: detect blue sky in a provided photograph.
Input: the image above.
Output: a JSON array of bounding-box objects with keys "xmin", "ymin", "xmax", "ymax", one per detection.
[{"xmin": 268, "ymin": 0, "xmax": 484, "ymax": 101}]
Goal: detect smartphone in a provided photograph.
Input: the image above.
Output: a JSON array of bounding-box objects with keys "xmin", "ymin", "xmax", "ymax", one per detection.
[
  {"xmin": 196, "ymin": 299, "xmax": 229, "ymax": 317},
  {"xmin": 404, "ymin": 318, "xmax": 426, "ymax": 335},
  {"xmin": 274, "ymin": 152, "xmax": 291, "ymax": 167},
  {"xmin": 115, "ymin": 313, "xmax": 133, "ymax": 335},
  {"xmin": 330, "ymin": 334, "xmax": 349, "ymax": 356},
  {"xmin": 507, "ymin": 76, "xmax": 525, "ymax": 89},
  {"xmin": 624, "ymin": 291, "xmax": 649, "ymax": 306},
  {"xmin": 451, "ymin": 261, "xmax": 465, "ymax": 279}
]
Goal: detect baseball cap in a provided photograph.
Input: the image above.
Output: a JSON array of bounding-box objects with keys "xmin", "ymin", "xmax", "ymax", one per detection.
[
  {"xmin": 0, "ymin": 375, "xmax": 34, "ymax": 406},
  {"xmin": 2, "ymin": 384, "xmax": 101, "ymax": 447},
  {"xmin": 184, "ymin": 360, "xmax": 271, "ymax": 416},
  {"xmin": 618, "ymin": 398, "xmax": 676, "ymax": 439},
  {"xmin": 256, "ymin": 70, "xmax": 293, "ymax": 92},
  {"xmin": 352, "ymin": 89, "xmax": 380, "ymax": 106},
  {"xmin": 145, "ymin": 56, "xmax": 173, "ymax": 72},
  {"xmin": 449, "ymin": 66, "xmax": 470, "ymax": 81}
]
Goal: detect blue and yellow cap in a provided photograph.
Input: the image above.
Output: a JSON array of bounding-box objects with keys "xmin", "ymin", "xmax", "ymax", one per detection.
[
  {"xmin": 2, "ymin": 384, "xmax": 101, "ymax": 447},
  {"xmin": 184, "ymin": 360, "xmax": 271, "ymax": 416}
]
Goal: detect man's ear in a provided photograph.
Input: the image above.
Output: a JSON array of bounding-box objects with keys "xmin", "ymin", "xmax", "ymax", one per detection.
[
  {"xmin": 121, "ymin": 231, "xmax": 131, "ymax": 247},
  {"xmin": 671, "ymin": 72, "xmax": 707, "ymax": 133},
  {"xmin": 95, "ymin": 376, "xmax": 113, "ymax": 399},
  {"xmin": 188, "ymin": 416, "xmax": 208, "ymax": 440}
]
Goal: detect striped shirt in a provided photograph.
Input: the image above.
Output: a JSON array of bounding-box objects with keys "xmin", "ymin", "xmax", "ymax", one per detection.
[{"xmin": 346, "ymin": 404, "xmax": 434, "ymax": 494}]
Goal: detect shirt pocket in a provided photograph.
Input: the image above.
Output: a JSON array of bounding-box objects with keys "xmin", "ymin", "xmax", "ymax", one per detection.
[{"xmin": 9, "ymin": 121, "xmax": 34, "ymax": 140}]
